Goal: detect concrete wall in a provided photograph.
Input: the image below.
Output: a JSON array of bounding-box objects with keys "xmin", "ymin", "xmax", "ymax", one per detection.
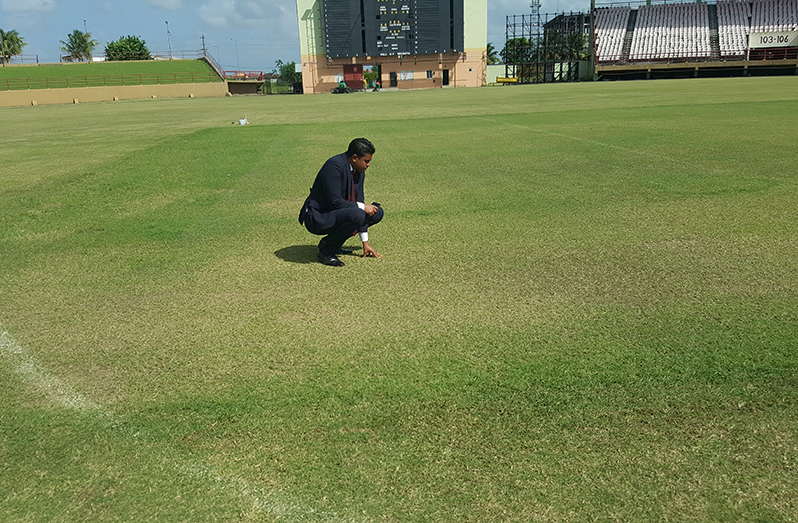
[
  {"xmin": 297, "ymin": 0, "xmax": 487, "ymax": 94},
  {"xmin": 486, "ymin": 64, "xmax": 506, "ymax": 84},
  {"xmin": 302, "ymin": 52, "xmax": 485, "ymax": 93},
  {"xmin": 0, "ymin": 81, "xmax": 228, "ymax": 108}
]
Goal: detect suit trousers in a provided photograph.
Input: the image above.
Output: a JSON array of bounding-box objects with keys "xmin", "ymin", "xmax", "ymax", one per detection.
[{"xmin": 306, "ymin": 204, "xmax": 384, "ymax": 256}]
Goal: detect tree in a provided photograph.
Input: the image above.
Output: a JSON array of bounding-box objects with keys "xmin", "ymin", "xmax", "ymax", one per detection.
[
  {"xmin": 500, "ymin": 37, "xmax": 536, "ymax": 65},
  {"xmin": 568, "ymin": 32, "xmax": 590, "ymax": 60},
  {"xmin": 273, "ymin": 59, "xmax": 301, "ymax": 85},
  {"xmin": 60, "ymin": 29, "xmax": 99, "ymax": 62},
  {"xmin": 363, "ymin": 68, "xmax": 378, "ymax": 85},
  {"xmin": 0, "ymin": 28, "xmax": 27, "ymax": 65},
  {"xmin": 104, "ymin": 35, "xmax": 151, "ymax": 61},
  {"xmin": 486, "ymin": 42, "xmax": 500, "ymax": 64},
  {"xmin": 541, "ymin": 32, "xmax": 589, "ymax": 61}
]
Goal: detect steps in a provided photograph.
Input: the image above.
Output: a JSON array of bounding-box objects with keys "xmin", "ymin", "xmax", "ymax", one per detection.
[
  {"xmin": 621, "ymin": 9, "xmax": 638, "ymax": 61},
  {"xmin": 708, "ymin": 4, "xmax": 721, "ymax": 60}
]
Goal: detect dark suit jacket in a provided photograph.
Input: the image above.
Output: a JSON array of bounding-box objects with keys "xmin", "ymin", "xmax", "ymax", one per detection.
[{"xmin": 299, "ymin": 152, "xmax": 366, "ymax": 232}]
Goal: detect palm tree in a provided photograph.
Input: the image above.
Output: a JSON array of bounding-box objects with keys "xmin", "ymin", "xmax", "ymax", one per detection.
[
  {"xmin": 1, "ymin": 29, "xmax": 27, "ymax": 65},
  {"xmin": 500, "ymin": 37, "xmax": 535, "ymax": 65},
  {"xmin": 486, "ymin": 42, "xmax": 500, "ymax": 65},
  {"xmin": 60, "ymin": 29, "xmax": 98, "ymax": 62}
]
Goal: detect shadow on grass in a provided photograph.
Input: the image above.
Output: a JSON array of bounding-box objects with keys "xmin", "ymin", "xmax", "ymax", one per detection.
[
  {"xmin": 275, "ymin": 244, "xmax": 364, "ymax": 263},
  {"xmin": 274, "ymin": 245, "xmax": 318, "ymax": 264}
]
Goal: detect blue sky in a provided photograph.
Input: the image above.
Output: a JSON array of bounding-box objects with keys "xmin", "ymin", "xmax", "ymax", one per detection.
[{"xmin": 2, "ymin": 0, "xmax": 584, "ymax": 72}]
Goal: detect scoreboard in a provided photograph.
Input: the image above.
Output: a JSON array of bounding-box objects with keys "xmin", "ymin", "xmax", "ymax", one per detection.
[
  {"xmin": 323, "ymin": 0, "xmax": 464, "ymax": 58},
  {"xmin": 376, "ymin": 0, "xmax": 412, "ymax": 56}
]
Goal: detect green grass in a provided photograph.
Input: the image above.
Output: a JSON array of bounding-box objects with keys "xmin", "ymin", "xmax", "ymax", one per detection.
[
  {"xmin": 0, "ymin": 60, "xmax": 221, "ymax": 90},
  {"xmin": 1, "ymin": 77, "xmax": 797, "ymax": 522}
]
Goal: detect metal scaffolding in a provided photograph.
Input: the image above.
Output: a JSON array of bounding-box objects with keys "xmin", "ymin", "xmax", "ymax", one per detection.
[{"xmin": 504, "ymin": 4, "xmax": 595, "ymax": 83}]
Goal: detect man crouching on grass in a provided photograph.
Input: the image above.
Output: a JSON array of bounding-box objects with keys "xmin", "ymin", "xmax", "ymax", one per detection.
[{"xmin": 298, "ymin": 138, "xmax": 384, "ymax": 267}]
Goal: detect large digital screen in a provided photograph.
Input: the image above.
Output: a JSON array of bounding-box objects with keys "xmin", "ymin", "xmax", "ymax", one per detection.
[{"xmin": 323, "ymin": 0, "xmax": 464, "ymax": 58}]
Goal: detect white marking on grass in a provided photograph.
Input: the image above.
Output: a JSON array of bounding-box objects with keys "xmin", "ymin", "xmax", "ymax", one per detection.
[
  {"xmin": 481, "ymin": 117, "xmax": 665, "ymax": 159},
  {"xmin": 178, "ymin": 463, "xmax": 362, "ymax": 522},
  {"xmin": 0, "ymin": 325, "xmax": 360, "ymax": 522},
  {"xmin": 0, "ymin": 328, "xmax": 101, "ymax": 412}
]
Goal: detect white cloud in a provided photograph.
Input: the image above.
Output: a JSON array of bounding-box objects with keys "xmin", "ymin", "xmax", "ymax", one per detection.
[
  {"xmin": 145, "ymin": 0, "xmax": 182, "ymax": 9},
  {"xmin": 1, "ymin": 0, "xmax": 56, "ymax": 12},
  {"xmin": 198, "ymin": 0, "xmax": 290, "ymax": 30}
]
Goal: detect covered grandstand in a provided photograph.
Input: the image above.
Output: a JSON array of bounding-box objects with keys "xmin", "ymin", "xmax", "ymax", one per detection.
[
  {"xmin": 594, "ymin": 0, "xmax": 798, "ymax": 79},
  {"xmin": 504, "ymin": 0, "xmax": 798, "ymax": 83}
]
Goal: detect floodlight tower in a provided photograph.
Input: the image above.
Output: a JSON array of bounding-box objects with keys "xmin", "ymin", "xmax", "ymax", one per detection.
[
  {"xmin": 530, "ymin": 0, "xmax": 542, "ymax": 76},
  {"xmin": 166, "ymin": 21, "xmax": 173, "ymax": 59},
  {"xmin": 530, "ymin": 0, "xmax": 542, "ymax": 36},
  {"xmin": 530, "ymin": 0, "xmax": 541, "ymax": 20}
]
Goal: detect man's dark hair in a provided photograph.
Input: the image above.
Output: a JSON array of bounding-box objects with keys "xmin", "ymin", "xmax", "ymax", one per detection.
[{"xmin": 347, "ymin": 138, "xmax": 375, "ymax": 158}]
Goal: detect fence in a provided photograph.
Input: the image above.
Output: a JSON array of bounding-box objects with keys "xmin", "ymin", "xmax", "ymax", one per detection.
[
  {"xmin": 597, "ymin": 47, "xmax": 798, "ymax": 65},
  {"xmin": 262, "ymin": 82, "xmax": 298, "ymax": 94},
  {"xmin": 57, "ymin": 50, "xmax": 209, "ymax": 62},
  {"xmin": 1, "ymin": 54, "xmax": 40, "ymax": 65},
  {"xmin": 224, "ymin": 70, "xmax": 267, "ymax": 81},
  {"xmin": 0, "ymin": 50, "xmax": 304, "ymax": 95},
  {"xmin": 1, "ymin": 72, "xmax": 222, "ymax": 92}
]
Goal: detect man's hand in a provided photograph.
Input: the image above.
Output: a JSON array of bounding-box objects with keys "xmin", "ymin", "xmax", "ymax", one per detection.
[
  {"xmin": 364, "ymin": 204, "xmax": 378, "ymax": 217},
  {"xmin": 362, "ymin": 241, "xmax": 381, "ymax": 258}
]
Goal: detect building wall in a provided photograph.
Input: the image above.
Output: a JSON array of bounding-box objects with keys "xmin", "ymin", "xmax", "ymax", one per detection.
[
  {"xmin": 486, "ymin": 64, "xmax": 507, "ymax": 84},
  {"xmin": 297, "ymin": 0, "xmax": 487, "ymax": 93},
  {"xmin": 0, "ymin": 81, "xmax": 228, "ymax": 108}
]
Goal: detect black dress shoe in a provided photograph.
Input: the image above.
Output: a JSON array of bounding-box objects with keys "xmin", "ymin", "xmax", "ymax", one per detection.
[
  {"xmin": 317, "ymin": 253, "xmax": 345, "ymax": 267},
  {"xmin": 336, "ymin": 248, "xmax": 354, "ymax": 255}
]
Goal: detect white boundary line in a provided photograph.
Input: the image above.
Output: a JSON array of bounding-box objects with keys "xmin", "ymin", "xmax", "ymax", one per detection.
[
  {"xmin": 0, "ymin": 325, "xmax": 361, "ymax": 522},
  {"xmin": 0, "ymin": 328, "xmax": 101, "ymax": 412}
]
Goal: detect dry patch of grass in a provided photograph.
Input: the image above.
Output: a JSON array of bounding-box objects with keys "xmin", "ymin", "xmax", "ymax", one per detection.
[{"xmin": 2, "ymin": 77, "xmax": 798, "ymax": 522}]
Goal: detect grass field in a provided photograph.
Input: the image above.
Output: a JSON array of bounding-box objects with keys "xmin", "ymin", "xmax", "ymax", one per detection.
[
  {"xmin": 1, "ymin": 77, "xmax": 797, "ymax": 522},
  {"xmin": 0, "ymin": 60, "xmax": 220, "ymax": 90}
]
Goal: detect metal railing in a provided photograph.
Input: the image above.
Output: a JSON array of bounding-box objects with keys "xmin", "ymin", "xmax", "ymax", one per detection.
[
  {"xmin": 1, "ymin": 72, "xmax": 222, "ymax": 91},
  {"xmin": 0, "ymin": 54, "xmax": 40, "ymax": 65},
  {"xmin": 202, "ymin": 51, "xmax": 225, "ymax": 78},
  {"xmin": 597, "ymin": 46, "xmax": 798, "ymax": 65},
  {"xmin": 57, "ymin": 50, "xmax": 209, "ymax": 62},
  {"xmin": 224, "ymin": 70, "xmax": 267, "ymax": 81},
  {"xmin": 748, "ymin": 47, "xmax": 798, "ymax": 60}
]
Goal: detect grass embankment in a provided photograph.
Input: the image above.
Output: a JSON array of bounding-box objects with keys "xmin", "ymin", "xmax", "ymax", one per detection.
[
  {"xmin": 0, "ymin": 59, "xmax": 221, "ymax": 90},
  {"xmin": 1, "ymin": 77, "xmax": 797, "ymax": 522}
]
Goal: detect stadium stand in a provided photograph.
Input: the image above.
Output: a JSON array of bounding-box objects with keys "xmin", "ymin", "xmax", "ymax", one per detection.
[
  {"xmin": 751, "ymin": 0, "xmax": 798, "ymax": 31},
  {"xmin": 629, "ymin": 2, "xmax": 711, "ymax": 60},
  {"xmin": 595, "ymin": 0, "xmax": 798, "ymax": 63},
  {"xmin": 717, "ymin": 0, "xmax": 751, "ymax": 57},
  {"xmin": 595, "ymin": 6, "xmax": 632, "ymax": 61}
]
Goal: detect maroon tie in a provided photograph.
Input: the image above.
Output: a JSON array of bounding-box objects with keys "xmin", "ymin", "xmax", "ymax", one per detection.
[{"xmin": 349, "ymin": 170, "xmax": 357, "ymax": 236}]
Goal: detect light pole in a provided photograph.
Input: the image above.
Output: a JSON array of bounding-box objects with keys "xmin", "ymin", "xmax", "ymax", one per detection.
[
  {"xmin": 84, "ymin": 20, "xmax": 93, "ymax": 62},
  {"xmin": 165, "ymin": 21, "xmax": 172, "ymax": 59},
  {"xmin": 231, "ymin": 38, "xmax": 239, "ymax": 71}
]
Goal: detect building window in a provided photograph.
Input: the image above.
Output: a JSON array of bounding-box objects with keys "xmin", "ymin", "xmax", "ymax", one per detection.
[
  {"xmin": 426, "ymin": 70, "xmax": 433, "ymax": 79},
  {"xmin": 399, "ymin": 70, "xmax": 414, "ymax": 81}
]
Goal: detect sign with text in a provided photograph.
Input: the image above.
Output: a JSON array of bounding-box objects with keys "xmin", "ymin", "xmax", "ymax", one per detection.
[{"xmin": 749, "ymin": 32, "xmax": 798, "ymax": 49}]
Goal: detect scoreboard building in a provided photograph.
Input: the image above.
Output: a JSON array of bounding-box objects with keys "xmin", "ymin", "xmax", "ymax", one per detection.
[{"xmin": 296, "ymin": 0, "xmax": 487, "ymax": 93}]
